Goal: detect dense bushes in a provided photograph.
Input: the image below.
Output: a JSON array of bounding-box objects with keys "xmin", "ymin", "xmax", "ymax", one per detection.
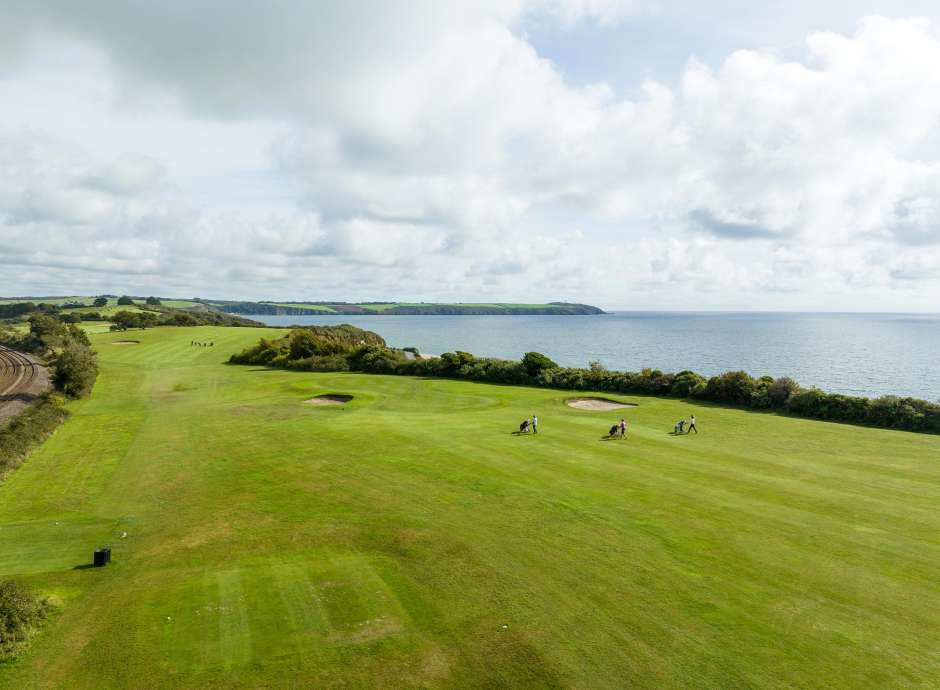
[
  {"xmin": 229, "ymin": 325, "xmax": 386, "ymax": 371},
  {"xmin": 230, "ymin": 326, "xmax": 940, "ymax": 435},
  {"xmin": 110, "ymin": 310, "xmax": 160, "ymax": 331},
  {"xmin": 0, "ymin": 580, "xmax": 51, "ymax": 659},
  {"xmin": 53, "ymin": 340, "xmax": 99, "ymax": 398},
  {"xmin": 2, "ymin": 314, "xmax": 99, "ymax": 400},
  {"xmin": 521, "ymin": 351, "xmax": 558, "ymax": 377}
]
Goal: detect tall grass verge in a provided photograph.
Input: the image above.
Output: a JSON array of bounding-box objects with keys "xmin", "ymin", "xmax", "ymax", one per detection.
[{"xmin": 0, "ymin": 395, "xmax": 70, "ymax": 481}]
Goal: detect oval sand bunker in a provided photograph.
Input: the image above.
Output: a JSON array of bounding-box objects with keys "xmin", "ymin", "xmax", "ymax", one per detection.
[
  {"xmin": 305, "ymin": 394, "xmax": 354, "ymax": 406},
  {"xmin": 566, "ymin": 397, "xmax": 637, "ymax": 411},
  {"xmin": 111, "ymin": 340, "xmax": 140, "ymax": 346}
]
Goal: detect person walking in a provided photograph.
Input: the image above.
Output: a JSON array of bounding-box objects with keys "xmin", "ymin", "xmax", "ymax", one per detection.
[
  {"xmin": 688, "ymin": 414, "xmax": 697, "ymax": 434},
  {"xmin": 531, "ymin": 415, "xmax": 538, "ymax": 434},
  {"xmin": 619, "ymin": 418, "xmax": 627, "ymax": 438}
]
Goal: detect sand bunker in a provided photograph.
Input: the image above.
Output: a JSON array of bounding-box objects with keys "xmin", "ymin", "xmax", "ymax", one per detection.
[
  {"xmin": 304, "ymin": 394, "xmax": 354, "ymax": 406},
  {"xmin": 111, "ymin": 340, "xmax": 140, "ymax": 346},
  {"xmin": 566, "ymin": 397, "xmax": 637, "ymax": 411}
]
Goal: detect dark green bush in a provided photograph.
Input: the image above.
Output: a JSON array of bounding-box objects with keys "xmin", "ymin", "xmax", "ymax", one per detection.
[
  {"xmin": 110, "ymin": 311, "xmax": 160, "ymax": 331},
  {"xmin": 671, "ymin": 370, "xmax": 706, "ymax": 397},
  {"xmin": 521, "ymin": 352, "xmax": 558, "ymax": 377},
  {"xmin": 53, "ymin": 340, "xmax": 98, "ymax": 398},
  {"xmin": 769, "ymin": 377, "xmax": 800, "ymax": 406},
  {"xmin": 705, "ymin": 371, "xmax": 758, "ymax": 406},
  {"xmin": 0, "ymin": 580, "xmax": 50, "ymax": 659}
]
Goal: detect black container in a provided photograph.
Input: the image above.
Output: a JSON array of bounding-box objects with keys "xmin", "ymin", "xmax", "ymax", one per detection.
[{"xmin": 93, "ymin": 547, "xmax": 111, "ymax": 567}]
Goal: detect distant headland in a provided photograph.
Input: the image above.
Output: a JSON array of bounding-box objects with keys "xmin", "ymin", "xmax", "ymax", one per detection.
[
  {"xmin": 0, "ymin": 296, "xmax": 605, "ymax": 317},
  {"xmin": 204, "ymin": 301, "xmax": 606, "ymax": 316}
]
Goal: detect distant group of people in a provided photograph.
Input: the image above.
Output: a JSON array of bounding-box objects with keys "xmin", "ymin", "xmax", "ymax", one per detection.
[
  {"xmin": 518, "ymin": 415, "xmax": 539, "ymax": 434},
  {"xmin": 673, "ymin": 414, "xmax": 697, "ymax": 434},
  {"xmin": 191, "ymin": 341, "xmax": 214, "ymax": 347},
  {"xmin": 514, "ymin": 413, "xmax": 700, "ymax": 438}
]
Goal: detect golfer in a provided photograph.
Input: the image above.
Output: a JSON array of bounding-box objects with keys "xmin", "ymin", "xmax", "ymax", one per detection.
[
  {"xmin": 531, "ymin": 415, "xmax": 538, "ymax": 434},
  {"xmin": 688, "ymin": 414, "xmax": 697, "ymax": 434},
  {"xmin": 619, "ymin": 418, "xmax": 627, "ymax": 438}
]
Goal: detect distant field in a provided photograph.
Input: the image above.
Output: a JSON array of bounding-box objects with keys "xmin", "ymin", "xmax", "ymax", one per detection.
[
  {"xmin": 75, "ymin": 322, "xmax": 117, "ymax": 334},
  {"xmin": 0, "ymin": 296, "xmax": 97, "ymax": 306},
  {"xmin": 270, "ymin": 302, "xmax": 339, "ymax": 313},
  {"xmin": 154, "ymin": 300, "xmax": 204, "ymax": 310},
  {"xmin": 0, "ymin": 326, "xmax": 937, "ymax": 688},
  {"xmin": 0, "ymin": 297, "xmax": 203, "ymax": 310}
]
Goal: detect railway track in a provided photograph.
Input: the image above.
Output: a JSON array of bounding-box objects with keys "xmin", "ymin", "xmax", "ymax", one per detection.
[
  {"xmin": 0, "ymin": 345, "xmax": 38, "ymax": 397},
  {"xmin": 0, "ymin": 345, "xmax": 49, "ymax": 425}
]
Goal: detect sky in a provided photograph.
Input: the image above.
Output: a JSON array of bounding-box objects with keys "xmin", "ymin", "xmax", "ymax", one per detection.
[{"xmin": 2, "ymin": 1, "xmax": 940, "ymax": 311}]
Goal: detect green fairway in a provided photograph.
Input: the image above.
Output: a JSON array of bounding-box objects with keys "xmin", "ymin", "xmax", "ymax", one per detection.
[{"xmin": 0, "ymin": 326, "xmax": 938, "ymax": 688}]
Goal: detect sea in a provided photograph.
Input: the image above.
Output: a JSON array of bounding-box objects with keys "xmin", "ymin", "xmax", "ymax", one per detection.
[{"xmin": 246, "ymin": 312, "xmax": 939, "ymax": 401}]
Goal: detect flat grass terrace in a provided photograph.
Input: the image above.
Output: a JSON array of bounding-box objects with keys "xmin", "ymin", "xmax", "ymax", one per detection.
[{"xmin": 0, "ymin": 326, "xmax": 937, "ymax": 688}]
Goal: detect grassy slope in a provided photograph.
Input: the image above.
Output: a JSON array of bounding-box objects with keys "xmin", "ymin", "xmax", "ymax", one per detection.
[{"xmin": 0, "ymin": 326, "xmax": 938, "ymax": 688}]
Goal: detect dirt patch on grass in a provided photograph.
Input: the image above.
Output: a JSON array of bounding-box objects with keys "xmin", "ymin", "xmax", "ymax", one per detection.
[
  {"xmin": 566, "ymin": 397, "xmax": 637, "ymax": 411},
  {"xmin": 304, "ymin": 394, "xmax": 354, "ymax": 406},
  {"xmin": 111, "ymin": 340, "xmax": 140, "ymax": 346}
]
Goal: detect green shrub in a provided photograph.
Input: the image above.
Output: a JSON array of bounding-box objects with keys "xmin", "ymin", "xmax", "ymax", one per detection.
[
  {"xmin": 769, "ymin": 377, "xmax": 800, "ymax": 407},
  {"xmin": 521, "ymin": 352, "xmax": 558, "ymax": 377},
  {"xmin": 0, "ymin": 580, "xmax": 50, "ymax": 659},
  {"xmin": 53, "ymin": 340, "xmax": 98, "ymax": 398},
  {"xmin": 671, "ymin": 370, "xmax": 706, "ymax": 397},
  {"xmin": 705, "ymin": 371, "xmax": 758, "ymax": 406}
]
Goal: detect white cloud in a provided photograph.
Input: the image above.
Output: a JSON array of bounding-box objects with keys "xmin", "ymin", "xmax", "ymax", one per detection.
[{"xmin": 0, "ymin": 6, "xmax": 939, "ymax": 309}]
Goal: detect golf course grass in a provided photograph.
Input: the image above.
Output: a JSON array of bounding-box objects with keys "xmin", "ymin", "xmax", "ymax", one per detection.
[{"xmin": 0, "ymin": 326, "xmax": 938, "ymax": 688}]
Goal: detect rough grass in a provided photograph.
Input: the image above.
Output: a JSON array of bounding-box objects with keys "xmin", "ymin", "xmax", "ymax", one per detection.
[
  {"xmin": 0, "ymin": 396, "xmax": 69, "ymax": 480},
  {"xmin": 0, "ymin": 326, "xmax": 937, "ymax": 688}
]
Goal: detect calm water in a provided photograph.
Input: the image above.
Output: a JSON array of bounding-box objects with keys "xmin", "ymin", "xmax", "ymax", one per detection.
[{"xmin": 247, "ymin": 312, "xmax": 939, "ymax": 400}]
